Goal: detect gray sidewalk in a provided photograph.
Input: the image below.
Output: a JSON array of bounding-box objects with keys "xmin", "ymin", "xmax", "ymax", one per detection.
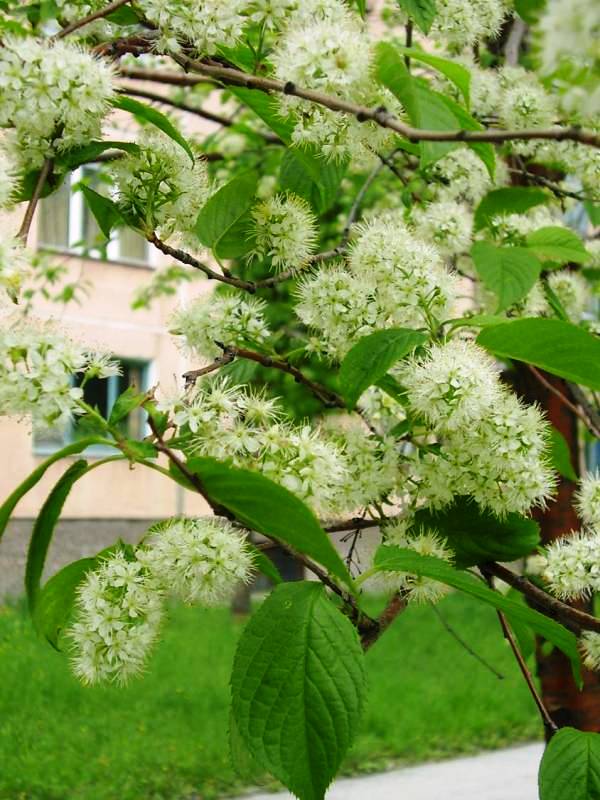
[{"xmin": 238, "ymin": 743, "xmax": 544, "ymax": 800}]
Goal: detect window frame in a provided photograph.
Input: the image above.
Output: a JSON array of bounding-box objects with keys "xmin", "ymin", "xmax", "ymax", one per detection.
[
  {"xmin": 37, "ymin": 168, "xmax": 159, "ymax": 269},
  {"xmin": 32, "ymin": 357, "xmax": 153, "ymax": 458}
]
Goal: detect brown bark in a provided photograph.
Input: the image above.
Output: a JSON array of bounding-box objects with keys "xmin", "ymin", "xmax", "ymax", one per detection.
[{"xmin": 516, "ymin": 366, "xmax": 600, "ymax": 734}]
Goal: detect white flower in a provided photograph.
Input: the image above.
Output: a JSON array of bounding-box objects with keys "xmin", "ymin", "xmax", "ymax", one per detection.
[
  {"xmin": 0, "ymin": 38, "xmax": 115, "ymax": 169},
  {"xmin": 575, "ymin": 472, "xmax": 600, "ymax": 528},
  {"xmin": 536, "ymin": 0, "xmax": 600, "ymax": 79},
  {"xmin": 139, "ymin": 0, "xmax": 247, "ymax": 55},
  {"xmin": 402, "ymin": 339, "xmax": 502, "ymax": 432},
  {"xmin": 490, "ymin": 206, "xmax": 562, "ymax": 245},
  {"xmin": 411, "ymin": 200, "xmax": 473, "ymax": 258},
  {"xmin": 170, "ymin": 293, "xmax": 270, "ymax": 361},
  {"xmin": 68, "ymin": 550, "xmax": 164, "ymax": 685},
  {"xmin": 250, "ymin": 193, "xmax": 318, "ymax": 272},
  {"xmin": 296, "ymin": 215, "xmax": 456, "ymax": 360},
  {"xmin": 382, "ymin": 524, "xmax": 454, "ymax": 604},
  {"xmin": 499, "ymin": 67, "xmax": 556, "ymax": 130},
  {"xmin": 581, "ymin": 631, "xmax": 600, "ymax": 672},
  {"xmin": 138, "ymin": 517, "xmax": 254, "ymax": 606},
  {"xmin": 0, "ymin": 239, "xmax": 32, "ymax": 301},
  {"xmin": 542, "ymin": 530, "xmax": 600, "ymax": 600},
  {"xmin": 0, "ymin": 148, "xmax": 18, "ymax": 209},
  {"xmin": 431, "ymin": 149, "xmax": 492, "ymax": 205},
  {"xmin": 430, "ymin": 0, "xmax": 510, "ymax": 50},
  {"xmin": 109, "ymin": 130, "xmax": 210, "ymax": 245},
  {"xmin": 547, "ymin": 270, "xmax": 588, "ymax": 321}
]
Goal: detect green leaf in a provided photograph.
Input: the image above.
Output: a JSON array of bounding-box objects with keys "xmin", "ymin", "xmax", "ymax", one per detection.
[
  {"xmin": 247, "ymin": 544, "xmax": 283, "ymax": 585},
  {"xmin": 412, "ymin": 497, "xmax": 540, "ymax": 568},
  {"xmin": 435, "ymin": 93, "xmax": 495, "ymax": 178},
  {"xmin": 14, "ymin": 168, "xmax": 65, "ymax": 202},
  {"xmin": 186, "ymin": 458, "xmax": 354, "ymax": 590},
  {"xmin": 355, "ymin": 0, "xmax": 366, "ymax": 16},
  {"xmin": 33, "ymin": 557, "xmax": 96, "ymax": 649},
  {"xmin": 196, "ymin": 171, "xmax": 258, "ymax": 253},
  {"xmin": 397, "ymin": 47, "xmax": 470, "ymax": 106},
  {"xmin": 112, "ymin": 95, "xmax": 194, "ymax": 161},
  {"xmin": 231, "ymin": 582, "xmax": 366, "ymax": 800},
  {"xmin": 514, "ymin": 0, "xmax": 545, "ymax": 23},
  {"xmin": 0, "ymin": 437, "xmax": 111, "ymax": 544},
  {"xmin": 470, "ymin": 241, "xmax": 542, "ymax": 311},
  {"xmin": 373, "ymin": 547, "xmax": 582, "ymax": 685},
  {"xmin": 504, "ymin": 589, "xmax": 537, "ymax": 662},
  {"xmin": 477, "ymin": 318, "xmax": 600, "ymax": 391},
  {"xmin": 213, "ymin": 211, "xmax": 255, "ymax": 260},
  {"xmin": 280, "ymin": 147, "xmax": 347, "ymax": 214},
  {"xmin": 539, "ymin": 727, "xmax": 600, "ymax": 800},
  {"xmin": 395, "ymin": 0, "xmax": 437, "ymax": 34},
  {"xmin": 526, "ymin": 227, "xmax": 591, "ymax": 265},
  {"xmin": 474, "ymin": 187, "xmax": 549, "ymax": 231},
  {"xmin": 549, "ymin": 427, "xmax": 578, "ymax": 482},
  {"xmin": 339, "ymin": 328, "xmax": 427, "ymax": 409},
  {"xmin": 79, "ymin": 185, "xmax": 124, "ymax": 239},
  {"xmin": 228, "ymin": 87, "xmax": 294, "ymax": 142},
  {"xmin": 55, "ymin": 140, "xmax": 140, "ymax": 171},
  {"xmin": 109, "ymin": 385, "xmax": 146, "ymax": 425},
  {"xmin": 105, "ymin": 4, "xmax": 141, "ymax": 24},
  {"xmin": 123, "ymin": 439, "xmax": 158, "ymax": 461},
  {"xmin": 25, "ymin": 460, "xmax": 89, "ymax": 611},
  {"xmin": 584, "ymin": 202, "xmax": 600, "ymax": 227}
]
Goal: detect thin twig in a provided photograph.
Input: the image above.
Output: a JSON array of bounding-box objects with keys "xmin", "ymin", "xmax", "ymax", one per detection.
[
  {"xmin": 568, "ymin": 382, "xmax": 600, "ymax": 439},
  {"xmin": 55, "ymin": 0, "xmax": 131, "ymax": 38},
  {"xmin": 182, "ymin": 351, "xmax": 236, "ymax": 386},
  {"xmin": 17, "ymin": 159, "xmax": 53, "ymax": 244},
  {"xmin": 527, "ymin": 365, "xmax": 600, "ymax": 439},
  {"xmin": 431, "ymin": 605, "xmax": 505, "ymax": 680},
  {"xmin": 361, "ymin": 591, "xmax": 409, "ymax": 650},
  {"xmin": 508, "ymin": 168, "xmax": 593, "ymax": 203}
]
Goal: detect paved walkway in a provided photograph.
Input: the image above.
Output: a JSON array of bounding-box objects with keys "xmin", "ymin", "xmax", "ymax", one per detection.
[{"xmin": 239, "ymin": 743, "xmax": 545, "ymax": 800}]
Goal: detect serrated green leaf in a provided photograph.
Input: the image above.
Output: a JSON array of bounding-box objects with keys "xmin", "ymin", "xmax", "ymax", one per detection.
[
  {"xmin": 109, "ymin": 386, "xmax": 146, "ymax": 426},
  {"xmin": 549, "ymin": 427, "xmax": 578, "ymax": 482},
  {"xmin": 339, "ymin": 328, "xmax": 427, "ymax": 409},
  {"xmin": 373, "ymin": 547, "xmax": 581, "ymax": 685},
  {"xmin": 55, "ymin": 140, "xmax": 140, "ymax": 171},
  {"xmin": 25, "ymin": 460, "xmax": 89, "ymax": 611},
  {"xmin": 397, "ymin": 47, "xmax": 470, "ymax": 106},
  {"xmin": 474, "ymin": 187, "xmax": 549, "ymax": 231},
  {"xmin": 112, "ymin": 95, "xmax": 194, "ymax": 161},
  {"xmin": 477, "ymin": 318, "xmax": 600, "ymax": 390},
  {"xmin": 196, "ymin": 171, "xmax": 258, "ymax": 253},
  {"xmin": 186, "ymin": 458, "xmax": 354, "ymax": 590},
  {"xmin": 526, "ymin": 227, "xmax": 591, "ymax": 265},
  {"xmin": 33, "ymin": 557, "xmax": 96, "ymax": 649},
  {"xmin": 0, "ymin": 437, "xmax": 111, "ymax": 544},
  {"xmin": 80, "ymin": 185, "xmax": 124, "ymax": 239},
  {"xmin": 539, "ymin": 727, "xmax": 600, "ymax": 800},
  {"xmin": 412, "ymin": 497, "xmax": 540, "ymax": 568},
  {"xmin": 471, "ymin": 241, "xmax": 542, "ymax": 311},
  {"xmin": 214, "ymin": 210, "xmax": 255, "ymax": 260},
  {"xmin": 280, "ymin": 147, "xmax": 347, "ymax": 214},
  {"xmin": 395, "ymin": 0, "xmax": 437, "ymax": 34},
  {"xmin": 231, "ymin": 582, "xmax": 366, "ymax": 800}
]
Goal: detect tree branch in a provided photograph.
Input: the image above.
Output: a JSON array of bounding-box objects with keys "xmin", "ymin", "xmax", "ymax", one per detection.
[
  {"xmin": 17, "ymin": 158, "xmax": 53, "ymax": 244},
  {"xmin": 55, "ymin": 0, "xmax": 131, "ymax": 39}
]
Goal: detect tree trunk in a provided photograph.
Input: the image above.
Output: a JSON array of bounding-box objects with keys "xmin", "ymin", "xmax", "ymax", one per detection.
[{"xmin": 516, "ymin": 366, "xmax": 600, "ymax": 734}]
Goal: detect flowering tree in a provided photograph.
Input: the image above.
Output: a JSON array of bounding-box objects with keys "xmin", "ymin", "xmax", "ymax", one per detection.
[{"xmin": 1, "ymin": 0, "xmax": 600, "ymax": 796}]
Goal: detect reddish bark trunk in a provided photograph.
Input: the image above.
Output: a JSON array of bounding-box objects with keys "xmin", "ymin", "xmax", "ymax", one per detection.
[{"xmin": 516, "ymin": 366, "xmax": 600, "ymax": 733}]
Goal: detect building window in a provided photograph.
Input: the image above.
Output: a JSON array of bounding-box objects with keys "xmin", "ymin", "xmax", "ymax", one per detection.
[
  {"xmin": 33, "ymin": 358, "xmax": 151, "ymax": 454},
  {"xmin": 37, "ymin": 167, "xmax": 151, "ymax": 266}
]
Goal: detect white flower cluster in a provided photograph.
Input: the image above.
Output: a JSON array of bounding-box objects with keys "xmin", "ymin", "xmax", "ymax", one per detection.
[
  {"xmin": 139, "ymin": 0, "xmax": 247, "ymax": 55},
  {"xmin": 323, "ymin": 417, "xmax": 399, "ymax": 512},
  {"xmin": 109, "ymin": 131, "xmax": 210, "ymax": 246},
  {"xmin": 0, "ymin": 319, "xmax": 119, "ymax": 428},
  {"xmin": 402, "ymin": 339, "xmax": 555, "ymax": 516},
  {"xmin": 575, "ymin": 472, "xmax": 600, "ymax": 528},
  {"xmin": 163, "ymin": 379, "xmax": 348, "ymax": 515},
  {"xmin": 383, "ymin": 523, "xmax": 454, "ymax": 604},
  {"xmin": 56, "ymin": 0, "xmax": 123, "ymax": 37},
  {"xmin": 490, "ymin": 206, "xmax": 561, "ymax": 245},
  {"xmin": 581, "ymin": 632, "xmax": 600, "ymax": 672},
  {"xmin": 138, "ymin": 517, "xmax": 254, "ymax": 606},
  {"xmin": 431, "ymin": 149, "xmax": 492, "ymax": 205},
  {"xmin": 250, "ymin": 193, "xmax": 318, "ymax": 272},
  {"xmin": 411, "ymin": 200, "xmax": 473, "ymax": 259},
  {"xmin": 498, "ymin": 68, "xmax": 556, "ymax": 150},
  {"xmin": 547, "ymin": 270, "xmax": 588, "ymax": 321},
  {"xmin": 0, "ymin": 38, "xmax": 114, "ymax": 168},
  {"xmin": 296, "ymin": 215, "xmax": 456, "ymax": 360},
  {"xmin": 68, "ymin": 551, "xmax": 164, "ymax": 686},
  {"xmin": 271, "ymin": 0, "xmax": 396, "ymax": 162},
  {"xmin": 0, "ymin": 148, "xmax": 18, "ymax": 209},
  {"xmin": 541, "ymin": 530, "xmax": 600, "ymax": 600},
  {"xmin": 430, "ymin": 0, "xmax": 510, "ymax": 50},
  {"xmin": 68, "ymin": 518, "xmax": 253, "ymax": 684},
  {"xmin": 0, "ymin": 239, "xmax": 32, "ymax": 302},
  {"xmin": 170, "ymin": 293, "xmax": 270, "ymax": 361}
]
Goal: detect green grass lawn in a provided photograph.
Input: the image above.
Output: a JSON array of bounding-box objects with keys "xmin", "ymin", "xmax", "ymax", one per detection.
[{"xmin": 0, "ymin": 592, "xmax": 541, "ymax": 800}]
